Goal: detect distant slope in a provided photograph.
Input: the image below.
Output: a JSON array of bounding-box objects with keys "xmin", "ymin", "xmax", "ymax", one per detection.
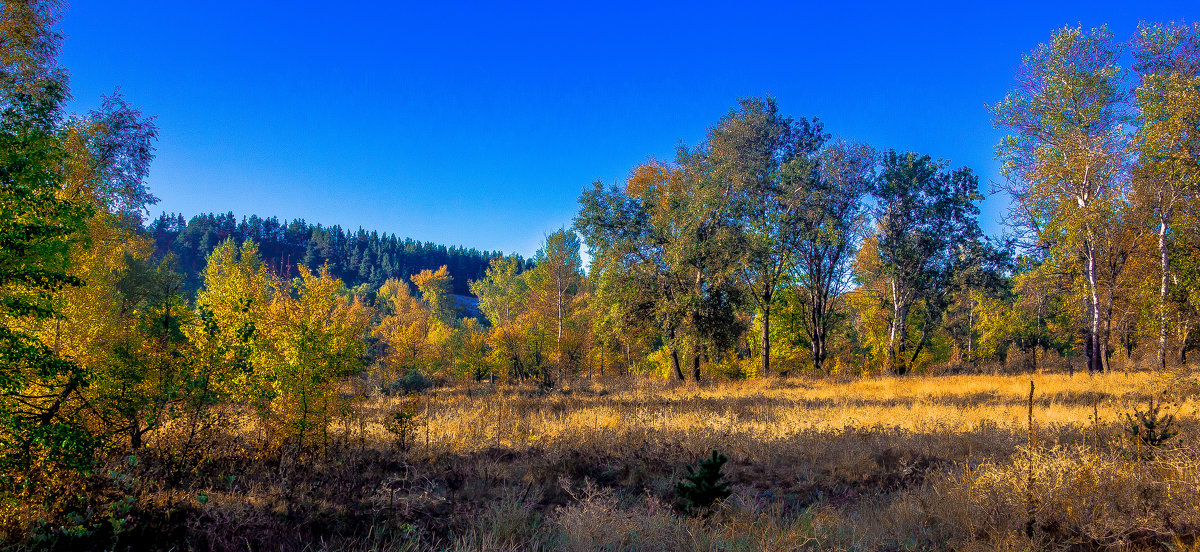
[{"xmin": 147, "ymin": 212, "xmax": 525, "ymax": 297}]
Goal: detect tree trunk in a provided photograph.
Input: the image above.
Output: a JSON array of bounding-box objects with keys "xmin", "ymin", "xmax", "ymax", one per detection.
[
  {"xmin": 889, "ymin": 285, "xmax": 909, "ymax": 376},
  {"xmin": 692, "ymin": 352, "xmax": 701, "ymax": 382},
  {"xmin": 807, "ymin": 287, "xmax": 828, "ymax": 374},
  {"xmin": 1181, "ymin": 322, "xmax": 1191, "ymax": 364},
  {"xmin": 666, "ymin": 325, "xmax": 685, "ymax": 381},
  {"xmin": 1085, "ymin": 244, "xmax": 1104, "ymax": 374},
  {"xmin": 1159, "ymin": 216, "xmax": 1169, "ymax": 372},
  {"xmin": 811, "ymin": 327, "xmax": 826, "ymax": 374},
  {"xmin": 908, "ymin": 319, "xmax": 929, "ymax": 368},
  {"xmin": 130, "ymin": 422, "xmax": 143, "ymax": 450},
  {"xmin": 1101, "ymin": 291, "xmax": 1114, "ymax": 374},
  {"xmin": 760, "ymin": 306, "xmax": 771, "ymax": 378}
]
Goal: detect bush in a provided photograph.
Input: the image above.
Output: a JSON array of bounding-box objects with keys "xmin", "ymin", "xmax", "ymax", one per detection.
[
  {"xmin": 1125, "ymin": 396, "xmax": 1178, "ymax": 460},
  {"xmin": 385, "ymin": 370, "xmax": 432, "ymax": 395},
  {"xmin": 675, "ymin": 450, "xmax": 731, "ymax": 514},
  {"xmin": 382, "ymin": 397, "xmax": 421, "ymax": 452}
]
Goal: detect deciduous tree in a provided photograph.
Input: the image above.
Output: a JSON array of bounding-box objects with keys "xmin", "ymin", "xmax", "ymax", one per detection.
[
  {"xmin": 860, "ymin": 151, "xmax": 984, "ymax": 375},
  {"xmin": 1131, "ymin": 21, "xmax": 1200, "ymax": 370},
  {"xmin": 708, "ymin": 96, "xmax": 828, "ymax": 376},
  {"xmin": 993, "ymin": 25, "xmax": 1129, "ymax": 373}
]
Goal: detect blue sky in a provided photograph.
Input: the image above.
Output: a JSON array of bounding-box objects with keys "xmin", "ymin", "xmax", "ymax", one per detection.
[{"xmin": 60, "ymin": 1, "xmax": 1198, "ymax": 258}]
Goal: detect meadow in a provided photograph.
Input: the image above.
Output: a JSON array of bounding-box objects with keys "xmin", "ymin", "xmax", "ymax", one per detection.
[{"xmin": 54, "ymin": 366, "xmax": 1198, "ymax": 551}]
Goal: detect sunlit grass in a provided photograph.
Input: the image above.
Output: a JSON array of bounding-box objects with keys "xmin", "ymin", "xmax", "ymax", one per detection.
[
  {"xmin": 410, "ymin": 371, "xmax": 1196, "ymax": 458},
  {"xmin": 13, "ymin": 369, "xmax": 1198, "ymax": 550}
]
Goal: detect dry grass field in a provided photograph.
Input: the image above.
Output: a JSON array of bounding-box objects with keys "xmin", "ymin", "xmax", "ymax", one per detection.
[{"xmin": 50, "ymin": 368, "xmax": 1200, "ymax": 551}]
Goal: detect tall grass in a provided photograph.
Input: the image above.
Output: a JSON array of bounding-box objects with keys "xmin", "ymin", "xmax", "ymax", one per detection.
[{"xmin": 7, "ymin": 369, "xmax": 1199, "ymax": 550}]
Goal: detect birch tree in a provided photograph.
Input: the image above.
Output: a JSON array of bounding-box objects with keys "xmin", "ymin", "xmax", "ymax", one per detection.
[{"xmin": 993, "ymin": 25, "xmax": 1129, "ymax": 374}]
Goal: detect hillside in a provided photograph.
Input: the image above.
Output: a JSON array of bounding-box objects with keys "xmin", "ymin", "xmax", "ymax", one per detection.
[{"xmin": 146, "ymin": 212, "xmax": 527, "ymax": 297}]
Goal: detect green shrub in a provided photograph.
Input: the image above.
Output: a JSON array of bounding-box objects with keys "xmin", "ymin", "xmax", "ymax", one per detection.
[
  {"xmin": 1124, "ymin": 396, "xmax": 1178, "ymax": 460},
  {"xmin": 386, "ymin": 370, "xmax": 432, "ymax": 395},
  {"xmin": 675, "ymin": 450, "xmax": 731, "ymax": 514}
]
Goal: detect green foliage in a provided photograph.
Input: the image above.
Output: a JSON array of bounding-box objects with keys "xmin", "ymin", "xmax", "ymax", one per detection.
[
  {"xmin": 0, "ymin": 0, "xmax": 96, "ymax": 489},
  {"xmin": 861, "ymin": 150, "xmax": 987, "ymax": 375},
  {"xmin": 97, "ymin": 253, "xmax": 190, "ymax": 449},
  {"xmin": 385, "ymin": 370, "xmax": 432, "ymax": 395},
  {"xmin": 576, "ymin": 140, "xmax": 745, "ymax": 382},
  {"xmin": 1124, "ymin": 396, "xmax": 1179, "ymax": 459},
  {"xmin": 709, "ymin": 96, "xmax": 829, "ymax": 377},
  {"xmin": 147, "ymin": 211, "xmax": 519, "ymax": 297},
  {"xmin": 675, "ymin": 449, "xmax": 732, "ymax": 514}
]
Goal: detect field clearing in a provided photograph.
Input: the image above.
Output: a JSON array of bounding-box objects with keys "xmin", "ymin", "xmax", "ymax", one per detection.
[
  {"xmin": 410, "ymin": 372, "xmax": 1189, "ymax": 453},
  {"xmin": 51, "ymin": 369, "xmax": 1200, "ymax": 551}
]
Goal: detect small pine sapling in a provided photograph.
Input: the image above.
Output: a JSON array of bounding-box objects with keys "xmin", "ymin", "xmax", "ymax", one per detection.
[
  {"xmin": 1125, "ymin": 396, "xmax": 1178, "ymax": 460},
  {"xmin": 676, "ymin": 449, "xmax": 732, "ymax": 514}
]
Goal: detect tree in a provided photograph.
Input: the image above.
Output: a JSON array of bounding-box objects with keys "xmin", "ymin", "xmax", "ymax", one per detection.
[
  {"xmin": 98, "ymin": 254, "xmax": 189, "ymax": 449},
  {"xmin": 708, "ymin": 96, "xmax": 828, "ymax": 377},
  {"xmin": 259, "ymin": 265, "xmax": 371, "ymax": 453},
  {"xmin": 1131, "ymin": 21, "xmax": 1200, "ymax": 371},
  {"xmin": 525, "ymin": 229, "xmax": 585, "ymax": 383},
  {"xmin": 993, "ymin": 25, "xmax": 1129, "ymax": 374},
  {"xmin": 576, "ymin": 173, "xmax": 671, "ymax": 376},
  {"xmin": 374, "ymin": 277, "xmax": 439, "ymax": 376},
  {"xmin": 861, "ymin": 150, "xmax": 984, "ymax": 375},
  {"xmin": 793, "ymin": 140, "xmax": 874, "ymax": 373},
  {"xmin": 470, "ymin": 256, "xmax": 530, "ymax": 379},
  {"xmin": 188, "ymin": 238, "xmax": 271, "ymax": 406},
  {"xmin": 411, "ymin": 265, "xmax": 454, "ymax": 323},
  {"xmin": 577, "ymin": 150, "xmax": 743, "ymax": 382},
  {"xmin": 39, "ymin": 92, "xmax": 160, "ymax": 451},
  {"xmin": 62, "ymin": 93, "xmax": 157, "ymax": 218},
  {"xmin": 0, "ymin": 0, "xmax": 94, "ymax": 487}
]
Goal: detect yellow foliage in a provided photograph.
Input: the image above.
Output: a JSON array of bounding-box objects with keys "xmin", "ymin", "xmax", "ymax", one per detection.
[{"xmin": 258, "ymin": 264, "xmax": 371, "ymax": 450}]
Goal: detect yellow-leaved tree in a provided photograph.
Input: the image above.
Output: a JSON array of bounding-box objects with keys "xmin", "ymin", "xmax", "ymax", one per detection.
[
  {"xmin": 258, "ymin": 265, "xmax": 371, "ymax": 453},
  {"xmin": 374, "ymin": 273, "xmax": 449, "ymax": 381},
  {"xmin": 187, "ymin": 238, "xmax": 271, "ymax": 408},
  {"xmin": 470, "ymin": 256, "xmax": 530, "ymax": 380}
]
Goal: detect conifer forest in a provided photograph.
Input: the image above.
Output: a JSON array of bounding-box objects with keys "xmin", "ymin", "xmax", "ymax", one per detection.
[{"xmin": 2, "ymin": 2, "xmax": 1200, "ymax": 550}]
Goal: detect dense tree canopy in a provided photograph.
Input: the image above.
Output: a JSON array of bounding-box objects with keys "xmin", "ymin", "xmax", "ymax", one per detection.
[{"xmin": 147, "ymin": 212, "xmax": 519, "ymax": 297}]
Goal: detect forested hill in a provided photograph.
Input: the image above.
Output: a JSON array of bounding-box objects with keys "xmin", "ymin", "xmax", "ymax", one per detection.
[{"xmin": 147, "ymin": 212, "xmax": 522, "ymax": 297}]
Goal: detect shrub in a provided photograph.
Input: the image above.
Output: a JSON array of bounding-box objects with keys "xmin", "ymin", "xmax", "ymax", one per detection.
[
  {"xmin": 675, "ymin": 450, "xmax": 731, "ymax": 514},
  {"xmin": 385, "ymin": 370, "xmax": 432, "ymax": 395},
  {"xmin": 382, "ymin": 397, "xmax": 421, "ymax": 452},
  {"xmin": 1124, "ymin": 396, "xmax": 1178, "ymax": 460}
]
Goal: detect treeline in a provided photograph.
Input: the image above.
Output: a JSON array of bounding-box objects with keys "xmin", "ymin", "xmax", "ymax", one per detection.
[
  {"xmin": 472, "ymin": 23, "xmax": 1200, "ymax": 382},
  {"xmin": 382, "ymin": 23, "xmax": 1200, "ymax": 385},
  {"xmin": 146, "ymin": 212, "xmax": 516, "ymax": 296}
]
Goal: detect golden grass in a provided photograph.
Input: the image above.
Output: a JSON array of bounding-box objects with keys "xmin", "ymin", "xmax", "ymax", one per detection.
[
  {"xmin": 319, "ymin": 369, "xmax": 1200, "ymax": 550},
  {"xmin": 402, "ymin": 371, "xmax": 1194, "ymax": 457},
  {"xmin": 12, "ymin": 369, "xmax": 1200, "ymax": 550}
]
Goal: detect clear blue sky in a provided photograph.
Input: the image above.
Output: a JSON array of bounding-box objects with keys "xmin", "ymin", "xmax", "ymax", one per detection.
[{"xmin": 59, "ymin": 1, "xmax": 1198, "ymax": 258}]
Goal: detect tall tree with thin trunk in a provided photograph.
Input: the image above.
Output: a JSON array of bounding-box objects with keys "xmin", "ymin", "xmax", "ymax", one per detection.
[
  {"xmin": 993, "ymin": 25, "xmax": 1129, "ymax": 374},
  {"xmin": 794, "ymin": 140, "xmax": 873, "ymax": 373},
  {"xmin": 864, "ymin": 151, "xmax": 984, "ymax": 375},
  {"xmin": 1132, "ymin": 21, "xmax": 1200, "ymax": 371},
  {"xmin": 526, "ymin": 229, "xmax": 584, "ymax": 383}
]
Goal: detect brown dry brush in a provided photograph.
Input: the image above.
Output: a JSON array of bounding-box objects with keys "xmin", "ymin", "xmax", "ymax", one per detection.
[{"xmin": 3, "ymin": 371, "xmax": 1199, "ymax": 551}]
